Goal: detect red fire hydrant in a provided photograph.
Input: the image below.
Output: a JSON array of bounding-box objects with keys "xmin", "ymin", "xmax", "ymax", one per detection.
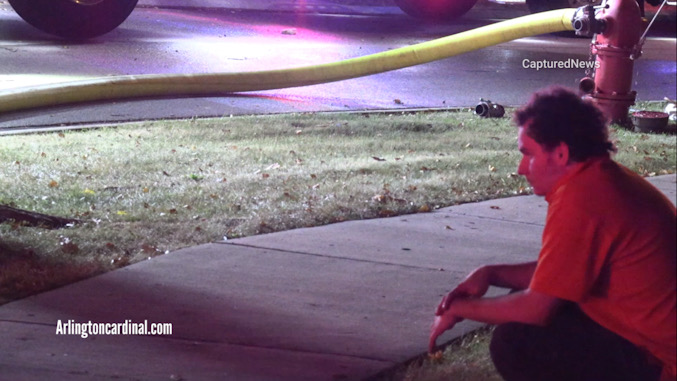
[{"xmin": 578, "ymin": 0, "xmax": 643, "ymax": 126}]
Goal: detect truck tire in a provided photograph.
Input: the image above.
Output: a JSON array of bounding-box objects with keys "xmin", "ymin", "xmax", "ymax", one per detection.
[
  {"xmin": 525, "ymin": 0, "xmax": 601, "ymax": 13},
  {"xmin": 8, "ymin": 0, "xmax": 138, "ymax": 39},
  {"xmin": 394, "ymin": 0, "xmax": 479, "ymax": 20}
]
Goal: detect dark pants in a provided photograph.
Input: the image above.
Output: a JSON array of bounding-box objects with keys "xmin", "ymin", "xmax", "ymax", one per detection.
[{"xmin": 489, "ymin": 303, "xmax": 663, "ymax": 381}]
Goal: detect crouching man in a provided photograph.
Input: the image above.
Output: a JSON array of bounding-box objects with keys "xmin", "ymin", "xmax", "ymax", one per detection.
[{"xmin": 430, "ymin": 86, "xmax": 676, "ymax": 381}]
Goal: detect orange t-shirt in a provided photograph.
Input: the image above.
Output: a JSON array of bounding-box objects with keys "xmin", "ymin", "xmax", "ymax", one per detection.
[{"xmin": 530, "ymin": 157, "xmax": 676, "ymax": 379}]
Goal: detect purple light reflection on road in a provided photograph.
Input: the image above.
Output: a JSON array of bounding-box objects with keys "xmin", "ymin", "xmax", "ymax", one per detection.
[{"xmin": 108, "ymin": 8, "xmax": 352, "ymax": 75}]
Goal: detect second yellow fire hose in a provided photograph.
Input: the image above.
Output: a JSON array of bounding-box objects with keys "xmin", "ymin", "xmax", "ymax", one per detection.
[{"xmin": 0, "ymin": 9, "xmax": 575, "ymax": 115}]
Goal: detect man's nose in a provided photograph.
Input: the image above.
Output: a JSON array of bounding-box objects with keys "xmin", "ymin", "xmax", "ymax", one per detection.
[{"xmin": 517, "ymin": 158, "xmax": 528, "ymax": 176}]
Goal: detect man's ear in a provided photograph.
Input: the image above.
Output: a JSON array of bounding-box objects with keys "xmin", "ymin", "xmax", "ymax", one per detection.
[{"xmin": 554, "ymin": 142, "xmax": 570, "ymax": 166}]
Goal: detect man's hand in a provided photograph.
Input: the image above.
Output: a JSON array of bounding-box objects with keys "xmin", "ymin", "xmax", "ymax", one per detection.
[
  {"xmin": 435, "ymin": 266, "xmax": 490, "ymax": 316},
  {"xmin": 429, "ymin": 308, "xmax": 463, "ymax": 353}
]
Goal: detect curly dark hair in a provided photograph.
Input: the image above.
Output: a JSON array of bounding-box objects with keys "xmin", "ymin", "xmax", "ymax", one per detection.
[{"xmin": 514, "ymin": 86, "xmax": 615, "ymax": 162}]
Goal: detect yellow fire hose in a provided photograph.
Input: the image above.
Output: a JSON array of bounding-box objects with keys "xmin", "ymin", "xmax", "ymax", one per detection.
[{"xmin": 0, "ymin": 9, "xmax": 575, "ymax": 115}]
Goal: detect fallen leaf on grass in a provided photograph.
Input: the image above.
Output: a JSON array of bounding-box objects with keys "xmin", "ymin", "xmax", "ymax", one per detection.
[
  {"xmin": 428, "ymin": 350, "xmax": 443, "ymax": 361},
  {"xmin": 111, "ymin": 256, "xmax": 129, "ymax": 266},
  {"xmin": 141, "ymin": 244, "xmax": 160, "ymax": 254},
  {"xmin": 372, "ymin": 194, "xmax": 388, "ymax": 203},
  {"xmin": 379, "ymin": 209, "xmax": 397, "ymax": 217},
  {"xmin": 48, "ymin": 180, "xmax": 59, "ymax": 188},
  {"xmin": 61, "ymin": 242, "xmax": 79, "ymax": 254}
]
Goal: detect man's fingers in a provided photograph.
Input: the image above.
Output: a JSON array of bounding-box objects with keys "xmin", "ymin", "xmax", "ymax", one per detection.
[
  {"xmin": 436, "ymin": 290, "xmax": 467, "ymax": 316},
  {"xmin": 443, "ymin": 292, "xmax": 455, "ymax": 309},
  {"xmin": 429, "ymin": 316, "xmax": 443, "ymax": 353},
  {"xmin": 429, "ymin": 314, "xmax": 460, "ymax": 353},
  {"xmin": 435, "ymin": 295, "xmax": 449, "ymax": 316},
  {"xmin": 428, "ymin": 337, "xmax": 438, "ymax": 354}
]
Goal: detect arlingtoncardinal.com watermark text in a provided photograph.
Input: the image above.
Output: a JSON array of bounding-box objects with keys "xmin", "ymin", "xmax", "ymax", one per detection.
[
  {"xmin": 522, "ymin": 58, "xmax": 600, "ymax": 71},
  {"xmin": 55, "ymin": 319, "xmax": 172, "ymax": 339}
]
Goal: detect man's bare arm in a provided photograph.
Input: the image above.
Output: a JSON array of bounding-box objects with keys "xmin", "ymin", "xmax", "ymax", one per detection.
[
  {"xmin": 450, "ymin": 288, "xmax": 561, "ymax": 326},
  {"xmin": 484, "ymin": 261, "xmax": 537, "ymax": 290},
  {"xmin": 429, "ymin": 288, "xmax": 562, "ymax": 352},
  {"xmin": 436, "ymin": 261, "xmax": 537, "ymax": 315}
]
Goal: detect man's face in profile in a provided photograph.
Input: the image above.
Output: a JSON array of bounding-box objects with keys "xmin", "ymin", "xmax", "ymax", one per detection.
[{"xmin": 517, "ymin": 125, "xmax": 567, "ymax": 196}]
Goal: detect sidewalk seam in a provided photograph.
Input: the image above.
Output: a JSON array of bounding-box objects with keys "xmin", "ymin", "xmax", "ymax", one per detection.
[
  {"xmin": 441, "ymin": 212, "xmax": 546, "ymax": 226},
  {"xmin": 218, "ymin": 241, "xmax": 468, "ymax": 273},
  {"xmin": 0, "ymin": 319, "xmax": 54, "ymax": 327}
]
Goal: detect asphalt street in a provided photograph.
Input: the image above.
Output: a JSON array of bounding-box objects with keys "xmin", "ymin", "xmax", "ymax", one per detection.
[{"xmin": 0, "ymin": 0, "xmax": 675, "ymax": 130}]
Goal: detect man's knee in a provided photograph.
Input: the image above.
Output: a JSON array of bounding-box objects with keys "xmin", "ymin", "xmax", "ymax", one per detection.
[
  {"xmin": 490, "ymin": 323, "xmax": 544, "ymax": 381},
  {"xmin": 490, "ymin": 324, "xmax": 526, "ymax": 375},
  {"xmin": 490, "ymin": 323, "xmax": 529, "ymax": 358}
]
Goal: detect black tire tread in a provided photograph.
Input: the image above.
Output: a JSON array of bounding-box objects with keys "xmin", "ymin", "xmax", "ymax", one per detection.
[{"xmin": 8, "ymin": 0, "xmax": 138, "ymax": 39}]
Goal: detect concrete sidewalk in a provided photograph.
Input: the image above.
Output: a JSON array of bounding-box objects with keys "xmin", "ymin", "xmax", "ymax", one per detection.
[{"xmin": 0, "ymin": 175, "xmax": 674, "ymax": 381}]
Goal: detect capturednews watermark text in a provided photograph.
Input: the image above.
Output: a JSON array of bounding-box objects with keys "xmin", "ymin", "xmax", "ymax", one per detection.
[{"xmin": 522, "ymin": 58, "xmax": 599, "ymax": 71}]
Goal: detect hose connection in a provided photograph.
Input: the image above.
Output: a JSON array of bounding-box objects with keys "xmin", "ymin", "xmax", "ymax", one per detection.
[
  {"xmin": 579, "ymin": 77, "xmax": 596, "ymax": 94},
  {"xmin": 573, "ymin": 3, "xmax": 607, "ymax": 37},
  {"xmin": 475, "ymin": 99, "xmax": 505, "ymax": 118}
]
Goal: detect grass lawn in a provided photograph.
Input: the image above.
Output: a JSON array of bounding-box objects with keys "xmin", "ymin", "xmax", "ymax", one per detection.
[
  {"xmin": 370, "ymin": 326, "xmax": 502, "ymax": 381},
  {"xmin": 1, "ymin": 105, "xmax": 675, "ymax": 380}
]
